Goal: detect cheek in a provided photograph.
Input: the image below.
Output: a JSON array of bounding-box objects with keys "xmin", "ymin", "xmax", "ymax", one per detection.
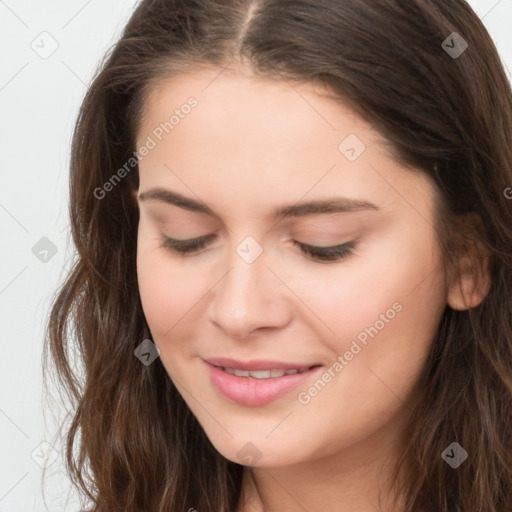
[
  {"xmin": 290, "ymin": 224, "xmax": 447, "ymax": 385},
  {"xmin": 136, "ymin": 244, "xmax": 207, "ymax": 345},
  {"xmin": 282, "ymin": 233, "xmax": 447, "ymax": 456}
]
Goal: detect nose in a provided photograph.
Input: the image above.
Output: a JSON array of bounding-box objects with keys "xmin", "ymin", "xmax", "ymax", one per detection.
[{"xmin": 208, "ymin": 241, "xmax": 292, "ymax": 339}]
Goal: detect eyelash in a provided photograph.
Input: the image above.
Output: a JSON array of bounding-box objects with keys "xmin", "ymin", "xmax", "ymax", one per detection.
[
  {"xmin": 161, "ymin": 235, "xmax": 356, "ymax": 262},
  {"xmin": 295, "ymin": 240, "xmax": 356, "ymax": 262}
]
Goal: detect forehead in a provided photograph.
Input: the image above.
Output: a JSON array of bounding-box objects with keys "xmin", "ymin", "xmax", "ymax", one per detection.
[
  {"xmin": 137, "ymin": 66, "xmax": 387, "ymax": 151},
  {"xmin": 135, "ymin": 67, "xmax": 434, "ymax": 223}
]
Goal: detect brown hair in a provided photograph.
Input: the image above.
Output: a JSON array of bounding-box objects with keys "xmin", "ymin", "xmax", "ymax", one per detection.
[{"xmin": 44, "ymin": 0, "xmax": 512, "ymax": 510}]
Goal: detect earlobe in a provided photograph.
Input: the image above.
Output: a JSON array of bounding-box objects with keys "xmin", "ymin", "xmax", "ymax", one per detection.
[
  {"xmin": 446, "ymin": 261, "xmax": 491, "ymax": 310},
  {"xmin": 446, "ymin": 215, "xmax": 491, "ymax": 311}
]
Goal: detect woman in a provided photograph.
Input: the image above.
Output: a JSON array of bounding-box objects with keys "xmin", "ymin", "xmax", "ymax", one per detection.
[{"xmin": 44, "ymin": 0, "xmax": 512, "ymax": 510}]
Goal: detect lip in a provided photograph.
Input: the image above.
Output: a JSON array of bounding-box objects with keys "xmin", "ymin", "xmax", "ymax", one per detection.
[
  {"xmin": 203, "ymin": 360, "xmax": 323, "ymax": 406},
  {"xmin": 204, "ymin": 357, "xmax": 320, "ymax": 371}
]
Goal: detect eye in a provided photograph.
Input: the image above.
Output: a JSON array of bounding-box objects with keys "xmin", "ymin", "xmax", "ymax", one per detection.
[
  {"xmin": 161, "ymin": 234, "xmax": 357, "ymax": 262},
  {"xmin": 292, "ymin": 240, "xmax": 357, "ymax": 262},
  {"xmin": 161, "ymin": 234, "xmax": 215, "ymax": 255}
]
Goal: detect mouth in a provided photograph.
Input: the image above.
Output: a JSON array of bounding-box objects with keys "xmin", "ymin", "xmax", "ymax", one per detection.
[
  {"xmin": 203, "ymin": 360, "xmax": 323, "ymax": 406},
  {"xmin": 218, "ymin": 365, "xmax": 315, "ymax": 379}
]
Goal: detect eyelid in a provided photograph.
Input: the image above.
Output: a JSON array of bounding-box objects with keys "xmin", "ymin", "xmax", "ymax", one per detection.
[
  {"xmin": 161, "ymin": 234, "xmax": 215, "ymax": 254},
  {"xmin": 292, "ymin": 240, "xmax": 357, "ymax": 262},
  {"xmin": 160, "ymin": 233, "xmax": 358, "ymax": 262}
]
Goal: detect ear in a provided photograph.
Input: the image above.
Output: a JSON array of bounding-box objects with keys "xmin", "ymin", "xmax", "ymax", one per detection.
[{"xmin": 446, "ymin": 213, "xmax": 491, "ymax": 311}]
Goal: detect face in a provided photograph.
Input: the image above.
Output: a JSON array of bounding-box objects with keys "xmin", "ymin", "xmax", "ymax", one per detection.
[{"xmin": 135, "ymin": 66, "xmax": 450, "ymax": 468}]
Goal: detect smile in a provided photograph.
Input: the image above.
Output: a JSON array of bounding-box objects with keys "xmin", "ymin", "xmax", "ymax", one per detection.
[
  {"xmin": 204, "ymin": 361, "xmax": 323, "ymax": 406},
  {"xmin": 220, "ymin": 367, "xmax": 312, "ymax": 379}
]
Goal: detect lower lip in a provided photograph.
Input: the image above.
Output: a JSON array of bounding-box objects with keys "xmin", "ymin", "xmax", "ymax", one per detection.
[{"xmin": 204, "ymin": 361, "xmax": 323, "ymax": 406}]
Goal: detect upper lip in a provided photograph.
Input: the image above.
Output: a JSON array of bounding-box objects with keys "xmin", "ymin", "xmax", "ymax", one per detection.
[{"xmin": 204, "ymin": 357, "xmax": 321, "ymax": 371}]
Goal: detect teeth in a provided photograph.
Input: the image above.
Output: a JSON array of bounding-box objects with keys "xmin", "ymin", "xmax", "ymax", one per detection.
[
  {"xmin": 223, "ymin": 367, "xmax": 311, "ymax": 379},
  {"xmin": 233, "ymin": 369, "xmax": 250, "ymax": 377},
  {"xmin": 271, "ymin": 369, "xmax": 288, "ymax": 377},
  {"xmin": 245, "ymin": 370, "xmax": 273, "ymax": 379}
]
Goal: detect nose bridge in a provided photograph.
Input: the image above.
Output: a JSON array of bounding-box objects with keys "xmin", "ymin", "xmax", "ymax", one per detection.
[
  {"xmin": 209, "ymin": 235, "xmax": 289, "ymax": 337},
  {"xmin": 225, "ymin": 252, "xmax": 264, "ymax": 301}
]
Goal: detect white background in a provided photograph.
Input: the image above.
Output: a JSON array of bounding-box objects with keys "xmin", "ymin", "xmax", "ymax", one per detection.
[{"xmin": 1, "ymin": 1, "xmax": 511, "ymax": 510}]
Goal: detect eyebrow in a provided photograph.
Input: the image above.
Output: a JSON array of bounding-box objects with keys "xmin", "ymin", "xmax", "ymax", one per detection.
[{"xmin": 137, "ymin": 188, "xmax": 380, "ymax": 219}]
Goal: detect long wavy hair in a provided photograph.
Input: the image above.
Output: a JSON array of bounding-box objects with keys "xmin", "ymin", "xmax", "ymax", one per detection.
[{"xmin": 44, "ymin": 0, "xmax": 512, "ymax": 510}]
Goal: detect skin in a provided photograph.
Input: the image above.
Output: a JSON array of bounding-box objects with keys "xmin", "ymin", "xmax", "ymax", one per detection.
[{"xmin": 134, "ymin": 64, "xmax": 489, "ymax": 511}]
